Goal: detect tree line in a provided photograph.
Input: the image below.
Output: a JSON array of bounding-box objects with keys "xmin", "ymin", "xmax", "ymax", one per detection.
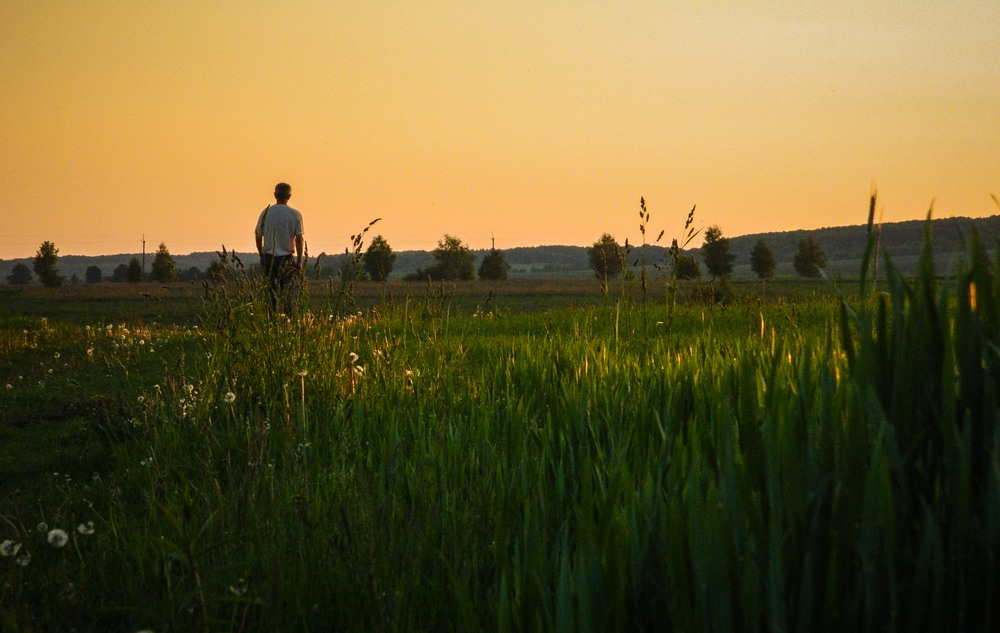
[
  {"xmin": 7, "ymin": 229, "xmax": 827, "ymax": 288},
  {"xmin": 586, "ymin": 226, "xmax": 828, "ymax": 293}
]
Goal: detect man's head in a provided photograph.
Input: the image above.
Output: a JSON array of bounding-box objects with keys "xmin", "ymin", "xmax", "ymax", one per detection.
[{"xmin": 274, "ymin": 182, "xmax": 292, "ymax": 202}]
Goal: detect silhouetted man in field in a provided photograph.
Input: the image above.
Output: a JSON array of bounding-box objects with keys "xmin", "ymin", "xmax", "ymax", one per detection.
[{"xmin": 254, "ymin": 182, "xmax": 305, "ymax": 312}]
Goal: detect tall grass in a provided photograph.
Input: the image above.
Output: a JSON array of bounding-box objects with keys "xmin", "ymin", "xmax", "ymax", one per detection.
[{"xmin": 1, "ymin": 218, "xmax": 997, "ymax": 631}]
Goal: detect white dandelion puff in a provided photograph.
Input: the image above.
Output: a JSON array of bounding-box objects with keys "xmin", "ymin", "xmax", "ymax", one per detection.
[
  {"xmin": 223, "ymin": 392, "xmax": 236, "ymax": 404},
  {"xmin": 36, "ymin": 522, "xmax": 48, "ymax": 533},
  {"xmin": 1, "ymin": 539, "xmax": 21, "ymax": 557},
  {"xmin": 77, "ymin": 522, "xmax": 95, "ymax": 535},
  {"xmin": 16, "ymin": 551, "xmax": 31, "ymax": 566},
  {"xmin": 349, "ymin": 352, "xmax": 359, "ymax": 363},
  {"xmin": 297, "ymin": 370, "xmax": 308, "ymax": 377},
  {"xmin": 47, "ymin": 528, "xmax": 69, "ymax": 548}
]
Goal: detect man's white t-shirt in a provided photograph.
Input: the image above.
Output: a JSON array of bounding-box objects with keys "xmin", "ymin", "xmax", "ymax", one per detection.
[{"xmin": 255, "ymin": 204, "xmax": 304, "ymax": 256}]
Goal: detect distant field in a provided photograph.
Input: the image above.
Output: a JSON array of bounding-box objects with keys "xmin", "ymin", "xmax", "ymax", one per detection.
[{"xmin": 0, "ymin": 275, "xmax": 838, "ymax": 326}]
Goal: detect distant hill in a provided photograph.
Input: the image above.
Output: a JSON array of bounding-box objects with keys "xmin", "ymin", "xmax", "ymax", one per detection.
[{"xmin": 3, "ymin": 215, "xmax": 998, "ymax": 284}]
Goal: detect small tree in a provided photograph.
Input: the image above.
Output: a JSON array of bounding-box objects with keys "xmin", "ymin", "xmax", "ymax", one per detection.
[
  {"xmin": 178, "ymin": 266, "xmax": 203, "ymax": 282},
  {"xmin": 111, "ymin": 263, "xmax": 129, "ymax": 282},
  {"xmin": 588, "ymin": 233, "xmax": 624, "ymax": 294},
  {"xmin": 85, "ymin": 265, "xmax": 103, "ymax": 284},
  {"xmin": 362, "ymin": 235, "xmax": 396, "ymax": 282},
  {"xmin": 33, "ymin": 241, "xmax": 64, "ymax": 287},
  {"xmin": 429, "ymin": 235, "xmax": 476, "ymax": 281},
  {"xmin": 750, "ymin": 238, "xmax": 777, "ymax": 280},
  {"xmin": 150, "ymin": 243, "xmax": 177, "ymax": 282},
  {"xmin": 700, "ymin": 225, "xmax": 735, "ymax": 280},
  {"xmin": 6, "ymin": 263, "xmax": 32, "ymax": 285},
  {"xmin": 478, "ymin": 248, "xmax": 511, "ymax": 281},
  {"xmin": 674, "ymin": 254, "xmax": 700, "ymax": 280},
  {"xmin": 126, "ymin": 257, "xmax": 143, "ymax": 283},
  {"xmin": 205, "ymin": 259, "xmax": 231, "ymax": 284},
  {"xmin": 793, "ymin": 235, "xmax": 827, "ymax": 278}
]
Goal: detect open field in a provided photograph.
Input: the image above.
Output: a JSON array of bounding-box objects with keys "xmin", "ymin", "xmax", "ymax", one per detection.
[{"xmin": 2, "ymin": 240, "xmax": 998, "ymax": 631}]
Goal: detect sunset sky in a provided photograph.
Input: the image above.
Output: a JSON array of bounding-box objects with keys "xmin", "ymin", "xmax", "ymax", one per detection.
[{"xmin": 2, "ymin": 1, "xmax": 998, "ymax": 260}]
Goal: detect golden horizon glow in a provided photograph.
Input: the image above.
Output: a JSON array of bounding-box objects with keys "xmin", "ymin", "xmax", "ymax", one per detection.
[{"xmin": 2, "ymin": 1, "xmax": 998, "ymax": 259}]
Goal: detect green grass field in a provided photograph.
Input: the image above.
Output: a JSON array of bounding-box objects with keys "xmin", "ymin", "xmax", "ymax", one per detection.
[{"xmin": 1, "ymin": 234, "xmax": 998, "ymax": 631}]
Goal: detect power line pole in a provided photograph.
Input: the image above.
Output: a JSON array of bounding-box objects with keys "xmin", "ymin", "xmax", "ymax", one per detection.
[{"xmin": 142, "ymin": 235, "xmax": 146, "ymax": 277}]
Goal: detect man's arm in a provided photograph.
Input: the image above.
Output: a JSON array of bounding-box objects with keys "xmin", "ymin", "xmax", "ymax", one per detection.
[
  {"xmin": 293, "ymin": 235, "xmax": 305, "ymax": 269},
  {"xmin": 255, "ymin": 234, "xmax": 265, "ymax": 257}
]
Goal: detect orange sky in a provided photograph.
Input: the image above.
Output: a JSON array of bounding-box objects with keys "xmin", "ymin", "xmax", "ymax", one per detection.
[{"xmin": 2, "ymin": 1, "xmax": 998, "ymax": 259}]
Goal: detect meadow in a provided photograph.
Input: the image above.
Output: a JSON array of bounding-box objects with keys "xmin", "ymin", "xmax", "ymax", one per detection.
[{"xmin": 1, "ymin": 226, "xmax": 998, "ymax": 632}]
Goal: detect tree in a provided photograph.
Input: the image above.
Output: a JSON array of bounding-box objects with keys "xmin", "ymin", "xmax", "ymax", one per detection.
[
  {"xmin": 423, "ymin": 235, "xmax": 475, "ymax": 281},
  {"xmin": 362, "ymin": 235, "xmax": 396, "ymax": 282},
  {"xmin": 111, "ymin": 263, "xmax": 129, "ymax": 282},
  {"xmin": 6, "ymin": 263, "xmax": 32, "ymax": 285},
  {"xmin": 588, "ymin": 233, "xmax": 624, "ymax": 294},
  {"xmin": 33, "ymin": 241, "xmax": 64, "ymax": 287},
  {"xmin": 750, "ymin": 238, "xmax": 777, "ymax": 280},
  {"xmin": 126, "ymin": 257, "xmax": 143, "ymax": 283},
  {"xmin": 150, "ymin": 243, "xmax": 177, "ymax": 282},
  {"xmin": 674, "ymin": 254, "xmax": 700, "ymax": 280},
  {"xmin": 478, "ymin": 248, "xmax": 511, "ymax": 281},
  {"xmin": 205, "ymin": 259, "xmax": 233, "ymax": 284},
  {"xmin": 700, "ymin": 225, "xmax": 735, "ymax": 280},
  {"xmin": 178, "ymin": 266, "xmax": 203, "ymax": 282},
  {"xmin": 793, "ymin": 236, "xmax": 827, "ymax": 278},
  {"xmin": 85, "ymin": 265, "xmax": 103, "ymax": 284}
]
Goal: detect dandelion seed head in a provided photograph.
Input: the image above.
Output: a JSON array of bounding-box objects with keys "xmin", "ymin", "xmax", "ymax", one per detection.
[
  {"xmin": 16, "ymin": 551, "xmax": 31, "ymax": 566},
  {"xmin": 223, "ymin": 392, "xmax": 236, "ymax": 404},
  {"xmin": 297, "ymin": 370, "xmax": 308, "ymax": 377},
  {"xmin": 36, "ymin": 522, "xmax": 48, "ymax": 533},
  {"xmin": 47, "ymin": 528, "xmax": 69, "ymax": 548},
  {"xmin": 77, "ymin": 521, "xmax": 95, "ymax": 535},
  {"xmin": 1, "ymin": 539, "xmax": 21, "ymax": 557},
  {"xmin": 349, "ymin": 352, "xmax": 359, "ymax": 363},
  {"xmin": 53, "ymin": 352, "xmax": 60, "ymax": 359}
]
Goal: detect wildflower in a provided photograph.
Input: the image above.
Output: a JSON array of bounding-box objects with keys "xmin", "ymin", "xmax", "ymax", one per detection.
[
  {"xmin": 16, "ymin": 551, "xmax": 31, "ymax": 566},
  {"xmin": 77, "ymin": 522, "xmax": 95, "ymax": 535},
  {"xmin": 54, "ymin": 352, "xmax": 60, "ymax": 359},
  {"xmin": 229, "ymin": 578, "xmax": 248, "ymax": 597},
  {"xmin": 1, "ymin": 539, "xmax": 21, "ymax": 557},
  {"xmin": 223, "ymin": 392, "xmax": 236, "ymax": 404},
  {"xmin": 5, "ymin": 384, "xmax": 11, "ymax": 390},
  {"xmin": 87, "ymin": 348, "xmax": 94, "ymax": 358},
  {"xmin": 47, "ymin": 528, "xmax": 69, "ymax": 548},
  {"xmin": 353, "ymin": 365, "xmax": 365, "ymax": 376},
  {"xmin": 184, "ymin": 384, "xmax": 194, "ymax": 393},
  {"xmin": 297, "ymin": 370, "xmax": 308, "ymax": 377},
  {"xmin": 36, "ymin": 522, "xmax": 48, "ymax": 533},
  {"xmin": 349, "ymin": 352, "xmax": 359, "ymax": 363}
]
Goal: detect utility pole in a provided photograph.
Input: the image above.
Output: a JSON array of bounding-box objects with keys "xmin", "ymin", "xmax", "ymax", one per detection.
[{"xmin": 142, "ymin": 235, "xmax": 146, "ymax": 277}]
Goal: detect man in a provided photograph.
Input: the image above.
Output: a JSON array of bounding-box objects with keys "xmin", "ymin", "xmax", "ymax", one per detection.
[{"xmin": 254, "ymin": 182, "xmax": 305, "ymax": 310}]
